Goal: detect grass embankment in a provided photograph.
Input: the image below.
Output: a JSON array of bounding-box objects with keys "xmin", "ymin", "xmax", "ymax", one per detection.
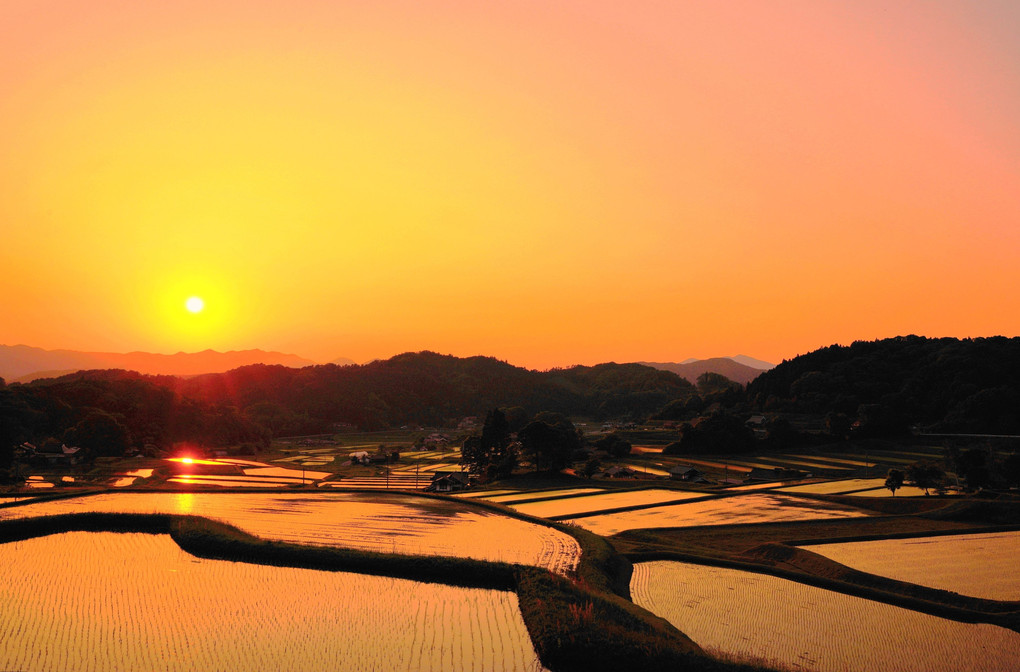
[{"xmin": 0, "ymin": 509, "xmax": 784, "ymax": 672}]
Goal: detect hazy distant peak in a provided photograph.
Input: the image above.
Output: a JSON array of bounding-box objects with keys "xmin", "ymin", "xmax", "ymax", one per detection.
[
  {"xmin": 0, "ymin": 344, "xmax": 317, "ymax": 381},
  {"xmin": 728, "ymin": 354, "xmax": 775, "ymax": 370},
  {"xmin": 637, "ymin": 356, "xmax": 772, "ymax": 386}
]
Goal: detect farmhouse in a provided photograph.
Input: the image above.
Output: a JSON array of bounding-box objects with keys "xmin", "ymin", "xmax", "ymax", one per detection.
[
  {"xmin": 602, "ymin": 465, "xmax": 639, "ymax": 479},
  {"xmin": 427, "ymin": 471, "xmax": 471, "ymax": 492},
  {"xmin": 746, "ymin": 466, "xmax": 807, "ymax": 482},
  {"xmin": 29, "ymin": 442, "xmax": 84, "ymax": 466},
  {"xmin": 423, "ymin": 433, "xmax": 451, "ymax": 449},
  {"xmin": 668, "ymin": 464, "xmax": 705, "ymax": 482}
]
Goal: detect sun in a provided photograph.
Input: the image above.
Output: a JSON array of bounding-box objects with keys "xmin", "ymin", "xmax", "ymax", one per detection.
[{"xmin": 185, "ymin": 296, "xmax": 205, "ymax": 313}]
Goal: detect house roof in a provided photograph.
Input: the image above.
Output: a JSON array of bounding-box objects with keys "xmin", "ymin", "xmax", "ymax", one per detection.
[
  {"xmin": 430, "ymin": 471, "xmax": 470, "ymax": 483},
  {"xmin": 602, "ymin": 465, "xmax": 637, "ymax": 476}
]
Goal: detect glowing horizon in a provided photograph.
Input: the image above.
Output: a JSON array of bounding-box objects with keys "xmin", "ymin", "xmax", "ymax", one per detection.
[{"xmin": 2, "ymin": 1, "xmax": 1018, "ymax": 370}]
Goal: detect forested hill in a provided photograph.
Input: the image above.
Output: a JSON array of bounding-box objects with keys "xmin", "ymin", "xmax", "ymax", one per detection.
[
  {"xmin": 1, "ymin": 353, "xmax": 694, "ymax": 454},
  {"xmin": 747, "ymin": 336, "xmax": 1020, "ymax": 434},
  {"xmin": 174, "ymin": 352, "xmax": 694, "ymax": 427}
]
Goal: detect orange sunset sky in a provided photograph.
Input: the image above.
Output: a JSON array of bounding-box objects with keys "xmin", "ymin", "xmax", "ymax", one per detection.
[{"xmin": 2, "ymin": 1, "xmax": 1018, "ymax": 370}]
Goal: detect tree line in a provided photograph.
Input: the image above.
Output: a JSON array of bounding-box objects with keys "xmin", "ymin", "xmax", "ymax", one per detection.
[{"xmin": 0, "ymin": 352, "xmax": 691, "ymax": 468}]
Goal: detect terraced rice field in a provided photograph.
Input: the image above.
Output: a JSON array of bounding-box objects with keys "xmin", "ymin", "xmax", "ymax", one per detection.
[
  {"xmin": 563, "ymin": 493, "xmax": 870, "ymax": 535},
  {"xmin": 670, "ymin": 458, "xmax": 751, "ymax": 473},
  {"xmin": 847, "ymin": 485, "xmax": 932, "ymax": 497},
  {"xmin": 0, "ymin": 492, "xmax": 580, "ymax": 575},
  {"xmin": 482, "ymin": 488, "xmax": 605, "ymax": 503},
  {"xmin": 168, "ymin": 476, "xmax": 298, "ymax": 487},
  {"xmin": 512, "ymin": 489, "xmax": 705, "ymax": 519},
  {"xmin": 0, "ymin": 532, "xmax": 546, "ymax": 672},
  {"xmin": 840, "ymin": 453, "xmax": 915, "ymax": 465},
  {"xmin": 390, "ymin": 462, "xmax": 461, "ymax": 473},
  {"xmin": 617, "ymin": 463, "xmax": 672, "ymax": 476},
  {"xmin": 631, "ymin": 560, "xmax": 1020, "ymax": 672},
  {"xmin": 777, "ymin": 454, "xmax": 874, "ymax": 467},
  {"xmin": 754, "ymin": 457, "xmax": 854, "ymax": 472},
  {"xmin": 720, "ymin": 482, "xmax": 783, "ymax": 491},
  {"xmin": 452, "ymin": 490, "xmax": 519, "ymax": 498},
  {"xmin": 774, "ymin": 479, "xmax": 897, "ymax": 495},
  {"xmin": 243, "ymin": 466, "xmax": 332, "ymax": 480},
  {"xmin": 317, "ymin": 473, "xmax": 430, "ymax": 490},
  {"xmin": 801, "ymin": 532, "xmax": 1020, "ymax": 600}
]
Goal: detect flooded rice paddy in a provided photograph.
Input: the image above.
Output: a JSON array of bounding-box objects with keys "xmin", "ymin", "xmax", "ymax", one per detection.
[
  {"xmin": 512, "ymin": 488, "xmax": 705, "ymax": 519},
  {"xmin": 801, "ymin": 531, "xmax": 1020, "ymax": 600},
  {"xmin": 563, "ymin": 493, "xmax": 870, "ymax": 536},
  {"xmin": 0, "ymin": 532, "xmax": 547, "ymax": 672},
  {"xmin": 774, "ymin": 478, "xmax": 895, "ymax": 495},
  {"xmin": 631, "ymin": 560, "xmax": 1020, "ymax": 672},
  {"xmin": 481, "ymin": 488, "xmax": 605, "ymax": 503},
  {"xmin": 0, "ymin": 492, "xmax": 580, "ymax": 575}
]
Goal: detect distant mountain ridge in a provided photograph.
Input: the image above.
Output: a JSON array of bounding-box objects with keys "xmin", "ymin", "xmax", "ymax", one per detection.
[
  {"xmin": 0, "ymin": 344, "xmax": 316, "ymax": 381},
  {"xmin": 638, "ymin": 356, "xmax": 774, "ymax": 386}
]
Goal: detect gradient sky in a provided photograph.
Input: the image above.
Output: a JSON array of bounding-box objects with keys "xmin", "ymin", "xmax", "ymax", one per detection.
[{"xmin": 2, "ymin": 1, "xmax": 1018, "ymax": 369}]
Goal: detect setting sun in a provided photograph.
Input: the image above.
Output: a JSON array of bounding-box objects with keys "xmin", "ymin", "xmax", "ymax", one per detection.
[{"xmin": 185, "ymin": 297, "xmax": 205, "ymax": 314}]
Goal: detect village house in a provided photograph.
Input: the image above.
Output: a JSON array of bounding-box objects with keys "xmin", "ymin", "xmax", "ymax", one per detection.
[
  {"xmin": 667, "ymin": 464, "xmax": 706, "ymax": 482},
  {"xmin": 745, "ymin": 466, "xmax": 807, "ymax": 482},
  {"xmin": 427, "ymin": 471, "xmax": 471, "ymax": 492},
  {"xmin": 601, "ymin": 465, "xmax": 639, "ymax": 479},
  {"xmin": 27, "ymin": 442, "xmax": 84, "ymax": 466}
]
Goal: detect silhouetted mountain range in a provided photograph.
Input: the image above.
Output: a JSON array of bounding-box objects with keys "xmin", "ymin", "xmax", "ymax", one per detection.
[
  {"xmin": 0, "ymin": 345, "xmax": 316, "ymax": 382},
  {"xmin": 0, "ymin": 353, "xmax": 697, "ymax": 454},
  {"xmin": 3, "ymin": 339, "xmax": 1019, "ymax": 457},
  {"xmin": 639, "ymin": 356, "xmax": 773, "ymax": 386}
]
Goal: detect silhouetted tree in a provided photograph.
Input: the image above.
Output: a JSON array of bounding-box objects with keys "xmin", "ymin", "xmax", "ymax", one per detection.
[
  {"xmin": 518, "ymin": 416, "xmax": 579, "ymax": 472},
  {"xmin": 824, "ymin": 412, "xmax": 851, "ymax": 440},
  {"xmin": 594, "ymin": 433, "xmax": 632, "ymax": 457},
  {"xmin": 906, "ymin": 461, "xmax": 945, "ymax": 495},
  {"xmin": 461, "ymin": 409, "xmax": 517, "ymax": 479},
  {"xmin": 885, "ymin": 469, "xmax": 904, "ymax": 496},
  {"xmin": 580, "ymin": 456, "xmax": 601, "ymax": 479},
  {"xmin": 947, "ymin": 446, "xmax": 992, "ymax": 490},
  {"xmin": 1003, "ymin": 453, "xmax": 1020, "ymax": 490},
  {"xmin": 502, "ymin": 407, "xmax": 530, "ymax": 433},
  {"xmin": 664, "ymin": 413, "xmax": 755, "ymax": 455},
  {"xmin": 63, "ymin": 409, "xmax": 130, "ymax": 459}
]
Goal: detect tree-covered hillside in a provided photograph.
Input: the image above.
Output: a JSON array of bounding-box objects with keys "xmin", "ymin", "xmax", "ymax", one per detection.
[
  {"xmin": 747, "ymin": 336, "xmax": 1020, "ymax": 434},
  {"xmin": 0, "ymin": 352, "xmax": 694, "ymax": 459}
]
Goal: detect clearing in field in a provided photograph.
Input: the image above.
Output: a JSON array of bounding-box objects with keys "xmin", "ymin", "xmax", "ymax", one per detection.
[
  {"xmin": 511, "ymin": 489, "xmax": 705, "ymax": 519},
  {"xmin": 800, "ymin": 531, "xmax": 1020, "ymax": 601},
  {"xmin": 631, "ymin": 560, "xmax": 1020, "ymax": 672},
  {"xmin": 0, "ymin": 492, "xmax": 580, "ymax": 575},
  {"xmin": 0, "ymin": 532, "xmax": 546, "ymax": 672},
  {"xmin": 563, "ymin": 493, "xmax": 870, "ymax": 536}
]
